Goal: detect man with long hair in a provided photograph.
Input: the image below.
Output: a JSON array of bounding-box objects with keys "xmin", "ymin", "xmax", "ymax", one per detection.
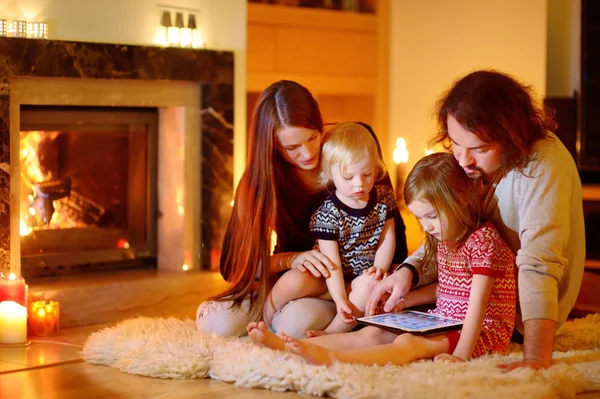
[{"xmin": 366, "ymin": 70, "xmax": 585, "ymax": 370}]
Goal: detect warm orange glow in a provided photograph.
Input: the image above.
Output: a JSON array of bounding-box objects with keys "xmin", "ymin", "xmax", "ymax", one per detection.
[
  {"xmin": 28, "ymin": 301, "xmax": 60, "ymax": 337},
  {"xmin": 19, "ymin": 130, "xmax": 88, "ymax": 235}
]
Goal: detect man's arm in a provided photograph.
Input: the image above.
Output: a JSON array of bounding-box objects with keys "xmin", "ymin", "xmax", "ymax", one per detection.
[
  {"xmin": 498, "ymin": 318, "xmax": 555, "ymax": 371},
  {"xmin": 398, "ymin": 244, "xmax": 438, "ymax": 287},
  {"xmin": 498, "ymin": 151, "xmax": 578, "ymax": 370}
]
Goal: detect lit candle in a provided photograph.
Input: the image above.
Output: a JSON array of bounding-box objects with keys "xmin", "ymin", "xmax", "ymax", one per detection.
[
  {"xmin": 28, "ymin": 301, "xmax": 60, "ymax": 337},
  {"xmin": 0, "ymin": 273, "xmax": 28, "ymax": 306},
  {"xmin": 393, "ymin": 137, "xmax": 409, "ymax": 204},
  {"xmin": 0, "ymin": 301, "xmax": 27, "ymax": 344}
]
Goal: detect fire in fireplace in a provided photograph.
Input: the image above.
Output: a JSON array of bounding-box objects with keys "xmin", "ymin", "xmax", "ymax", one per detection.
[{"xmin": 19, "ymin": 106, "xmax": 158, "ymax": 278}]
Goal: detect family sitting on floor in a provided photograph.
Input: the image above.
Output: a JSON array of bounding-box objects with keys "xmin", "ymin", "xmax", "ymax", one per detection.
[{"xmin": 195, "ymin": 70, "xmax": 585, "ymax": 370}]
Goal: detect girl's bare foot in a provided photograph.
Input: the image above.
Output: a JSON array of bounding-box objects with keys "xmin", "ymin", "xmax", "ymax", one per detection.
[
  {"xmin": 285, "ymin": 339, "xmax": 336, "ymax": 365},
  {"xmin": 305, "ymin": 329, "xmax": 327, "ymax": 338},
  {"xmin": 247, "ymin": 321, "xmax": 286, "ymax": 351}
]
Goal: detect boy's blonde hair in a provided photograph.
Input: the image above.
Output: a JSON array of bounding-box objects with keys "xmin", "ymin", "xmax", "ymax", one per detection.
[{"xmin": 319, "ymin": 122, "xmax": 386, "ymax": 187}]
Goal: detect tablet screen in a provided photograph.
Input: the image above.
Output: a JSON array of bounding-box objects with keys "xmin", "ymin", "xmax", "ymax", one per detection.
[{"xmin": 356, "ymin": 311, "xmax": 463, "ymax": 334}]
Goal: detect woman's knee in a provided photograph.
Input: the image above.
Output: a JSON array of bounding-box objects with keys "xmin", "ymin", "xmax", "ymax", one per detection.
[
  {"xmin": 272, "ymin": 297, "xmax": 336, "ymax": 338},
  {"xmin": 196, "ymin": 299, "xmax": 258, "ymax": 337}
]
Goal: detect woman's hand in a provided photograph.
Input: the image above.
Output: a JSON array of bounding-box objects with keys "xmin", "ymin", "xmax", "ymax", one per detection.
[{"xmin": 290, "ymin": 250, "xmax": 336, "ymax": 278}]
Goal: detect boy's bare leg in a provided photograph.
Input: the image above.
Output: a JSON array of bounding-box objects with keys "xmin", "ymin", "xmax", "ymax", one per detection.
[
  {"xmin": 286, "ymin": 332, "xmax": 450, "ymax": 366},
  {"xmin": 247, "ymin": 321, "xmax": 287, "ymax": 351},
  {"xmin": 307, "ymin": 273, "xmax": 379, "ymax": 336}
]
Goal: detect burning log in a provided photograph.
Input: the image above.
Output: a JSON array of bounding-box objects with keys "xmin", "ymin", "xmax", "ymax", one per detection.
[{"xmin": 32, "ymin": 178, "xmax": 72, "ymax": 224}]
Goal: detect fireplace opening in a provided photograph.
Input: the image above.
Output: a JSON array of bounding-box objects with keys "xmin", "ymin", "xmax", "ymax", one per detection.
[{"xmin": 19, "ymin": 106, "xmax": 158, "ymax": 278}]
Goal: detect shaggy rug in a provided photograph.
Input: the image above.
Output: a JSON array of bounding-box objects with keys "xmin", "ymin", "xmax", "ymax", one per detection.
[{"xmin": 82, "ymin": 314, "xmax": 600, "ymax": 399}]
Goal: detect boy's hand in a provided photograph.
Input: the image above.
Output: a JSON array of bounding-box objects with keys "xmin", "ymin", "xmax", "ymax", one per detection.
[
  {"xmin": 363, "ymin": 266, "xmax": 388, "ymax": 280},
  {"xmin": 335, "ymin": 299, "xmax": 355, "ymax": 323}
]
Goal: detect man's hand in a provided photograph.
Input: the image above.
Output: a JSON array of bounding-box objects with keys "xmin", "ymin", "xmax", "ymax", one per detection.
[
  {"xmin": 497, "ymin": 359, "xmax": 548, "ymax": 372},
  {"xmin": 365, "ymin": 267, "xmax": 413, "ymax": 316},
  {"xmin": 497, "ymin": 319, "xmax": 555, "ymax": 372}
]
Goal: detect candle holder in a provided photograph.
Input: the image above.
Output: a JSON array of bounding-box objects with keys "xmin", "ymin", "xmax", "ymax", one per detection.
[
  {"xmin": 28, "ymin": 301, "xmax": 60, "ymax": 337},
  {"xmin": 0, "ymin": 273, "xmax": 28, "ymax": 306}
]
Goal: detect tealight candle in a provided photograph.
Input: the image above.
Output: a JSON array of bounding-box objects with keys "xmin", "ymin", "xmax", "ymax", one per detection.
[
  {"xmin": 0, "ymin": 301, "xmax": 27, "ymax": 344},
  {"xmin": 0, "ymin": 273, "xmax": 28, "ymax": 306},
  {"xmin": 28, "ymin": 301, "xmax": 60, "ymax": 337}
]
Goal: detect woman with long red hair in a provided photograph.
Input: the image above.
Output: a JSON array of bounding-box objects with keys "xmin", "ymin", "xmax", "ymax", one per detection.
[{"xmin": 196, "ymin": 80, "xmax": 408, "ymax": 337}]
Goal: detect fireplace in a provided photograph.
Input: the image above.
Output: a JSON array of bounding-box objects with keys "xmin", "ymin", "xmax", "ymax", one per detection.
[
  {"xmin": 0, "ymin": 38, "xmax": 235, "ymax": 279},
  {"xmin": 19, "ymin": 106, "xmax": 158, "ymax": 277}
]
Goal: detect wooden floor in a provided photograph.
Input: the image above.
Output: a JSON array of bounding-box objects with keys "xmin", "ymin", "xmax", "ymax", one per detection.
[{"xmin": 1, "ymin": 269, "xmax": 599, "ymax": 398}]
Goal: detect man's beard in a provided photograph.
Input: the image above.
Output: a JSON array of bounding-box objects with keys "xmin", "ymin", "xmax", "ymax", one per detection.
[{"xmin": 464, "ymin": 166, "xmax": 486, "ymax": 181}]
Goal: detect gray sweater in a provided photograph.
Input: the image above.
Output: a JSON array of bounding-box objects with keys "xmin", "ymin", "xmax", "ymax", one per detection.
[{"xmin": 406, "ymin": 134, "xmax": 585, "ymax": 332}]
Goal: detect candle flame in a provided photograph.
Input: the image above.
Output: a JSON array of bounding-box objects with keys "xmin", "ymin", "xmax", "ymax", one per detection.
[
  {"xmin": 8, "ymin": 273, "xmax": 16, "ymax": 281},
  {"xmin": 393, "ymin": 137, "xmax": 409, "ymax": 164}
]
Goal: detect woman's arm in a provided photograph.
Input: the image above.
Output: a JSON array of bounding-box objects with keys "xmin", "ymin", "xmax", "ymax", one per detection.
[
  {"xmin": 372, "ymin": 219, "xmax": 395, "ymax": 272},
  {"xmin": 451, "ymin": 274, "xmax": 494, "ymax": 360}
]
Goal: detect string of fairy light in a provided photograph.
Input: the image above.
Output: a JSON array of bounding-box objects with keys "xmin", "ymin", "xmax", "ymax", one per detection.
[{"xmin": 0, "ymin": 19, "xmax": 47, "ymax": 39}]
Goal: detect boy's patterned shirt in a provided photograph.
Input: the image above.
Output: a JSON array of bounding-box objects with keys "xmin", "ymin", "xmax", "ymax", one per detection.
[{"xmin": 309, "ymin": 185, "xmax": 397, "ymax": 279}]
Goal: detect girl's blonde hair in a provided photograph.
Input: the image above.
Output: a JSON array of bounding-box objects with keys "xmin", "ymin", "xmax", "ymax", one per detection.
[
  {"xmin": 403, "ymin": 152, "xmax": 482, "ymax": 274},
  {"xmin": 319, "ymin": 122, "xmax": 386, "ymax": 187}
]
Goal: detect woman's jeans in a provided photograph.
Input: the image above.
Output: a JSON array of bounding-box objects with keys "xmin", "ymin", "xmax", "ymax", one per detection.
[{"xmin": 196, "ymin": 297, "xmax": 336, "ymax": 338}]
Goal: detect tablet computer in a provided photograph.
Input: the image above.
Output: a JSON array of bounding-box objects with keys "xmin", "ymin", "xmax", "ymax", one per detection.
[{"xmin": 356, "ymin": 311, "xmax": 463, "ymax": 335}]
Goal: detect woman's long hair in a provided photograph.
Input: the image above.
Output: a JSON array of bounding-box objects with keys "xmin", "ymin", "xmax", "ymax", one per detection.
[
  {"xmin": 430, "ymin": 69, "xmax": 557, "ymax": 175},
  {"xmin": 212, "ymin": 80, "xmax": 323, "ymax": 317},
  {"xmin": 403, "ymin": 153, "xmax": 481, "ymax": 276}
]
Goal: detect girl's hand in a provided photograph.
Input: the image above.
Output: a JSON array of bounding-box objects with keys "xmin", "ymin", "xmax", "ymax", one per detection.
[
  {"xmin": 363, "ymin": 266, "xmax": 388, "ymax": 280},
  {"xmin": 291, "ymin": 250, "xmax": 336, "ymax": 278},
  {"xmin": 434, "ymin": 353, "xmax": 466, "ymax": 363},
  {"xmin": 335, "ymin": 299, "xmax": 355, "ymax": 323}
]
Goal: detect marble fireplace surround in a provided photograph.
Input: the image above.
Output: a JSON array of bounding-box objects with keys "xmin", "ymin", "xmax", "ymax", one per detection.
[{"xmin": 0, "ymin": 38, "xmax": 234, "ymax": 278}]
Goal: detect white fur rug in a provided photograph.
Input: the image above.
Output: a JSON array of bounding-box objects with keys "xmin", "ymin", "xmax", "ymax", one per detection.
[{"xmin": 82, "ymin": 314, "xmax": 600, "ymax": 398}]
